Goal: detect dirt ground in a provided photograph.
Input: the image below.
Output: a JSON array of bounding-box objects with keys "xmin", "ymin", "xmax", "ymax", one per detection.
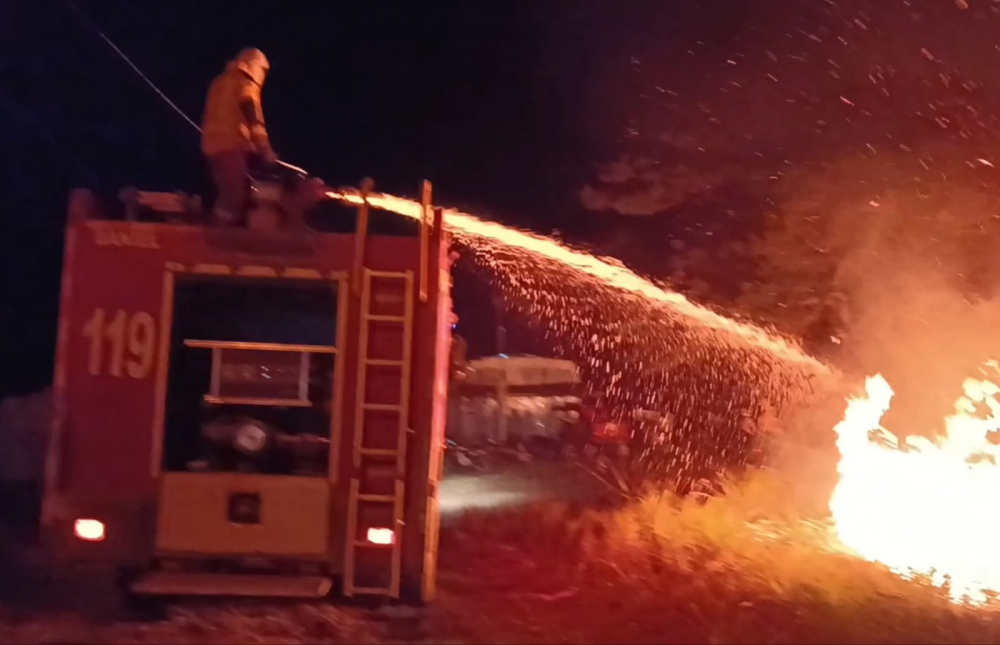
[
  {"xmin": 439, "ymin": 459, "xmax": 618, "ymax": 522},
  {"xmin": 3, "ymin": 465, "xmax": 1000, "ymax": 645},
  {"xmin": 0, "ymin": 462, "xmax": 622, "ymax": 645}
]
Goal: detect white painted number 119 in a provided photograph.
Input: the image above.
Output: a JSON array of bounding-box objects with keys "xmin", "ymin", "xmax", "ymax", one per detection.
[{"xmin": 82, "ymin": 308, "xmax": 156, "ymax": 379}]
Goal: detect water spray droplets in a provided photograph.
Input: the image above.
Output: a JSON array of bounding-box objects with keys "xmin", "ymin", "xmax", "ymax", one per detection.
[{"xmin": 329, "ymin": 189, "xmax": 827, "ymax": 484}]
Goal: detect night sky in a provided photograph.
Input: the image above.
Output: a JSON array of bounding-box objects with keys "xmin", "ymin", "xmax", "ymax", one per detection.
[
  {"xmin": 0, "ymin": 0, "xmax": 629, "ymax": 395},
  {"xmin": 1, "ymin": 1, "xmax": 992, "ymax": 396}
]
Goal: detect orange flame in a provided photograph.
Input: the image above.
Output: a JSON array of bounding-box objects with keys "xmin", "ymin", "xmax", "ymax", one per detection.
[
  {"xmin": 831, "ymin": 370, "xmax": 1000, "ymax": 604},
  {"xmin": 326, "ymin": 189, "xmax": 829, "ymax": 373}
]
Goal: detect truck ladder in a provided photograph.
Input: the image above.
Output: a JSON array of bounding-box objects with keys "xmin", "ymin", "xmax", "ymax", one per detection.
[{"xmin": 343, "ymin": 269, "xmax": 414, "ymax": 598}]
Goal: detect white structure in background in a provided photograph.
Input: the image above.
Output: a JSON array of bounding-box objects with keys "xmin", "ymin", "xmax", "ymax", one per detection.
[
  {"xmin": 448, "ymin": 355, "xmax": 581, "ymax": 445},
  {"xmin": 466, "ymin": 356, "xmax": 580, "ymax": 389},
  {"xmin": 0, "ymin": 389, "xmax": 52, "ymax": 485}
]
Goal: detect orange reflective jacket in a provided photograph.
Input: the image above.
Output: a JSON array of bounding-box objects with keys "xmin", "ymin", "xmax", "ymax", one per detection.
[{"xmin": 201, "ymin": 62, "xmax": 269, "ymax": 156}]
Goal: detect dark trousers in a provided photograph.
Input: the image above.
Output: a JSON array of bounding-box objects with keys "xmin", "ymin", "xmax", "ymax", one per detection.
[{"xmin": 206, "ymin": 150, "xmax": 249, "ymax": 223}]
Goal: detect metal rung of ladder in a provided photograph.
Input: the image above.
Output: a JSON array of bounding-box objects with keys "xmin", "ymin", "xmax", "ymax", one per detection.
[
  {"xmin": 351, "ymin": 586, "xmax": 396, "ymax": 596},
  {"xmin": 359, "ymin": 448, "xmax": 398, "ymax": 457},
  {"xmin": 361, "ymin": 403, "xmax": 403, "ymax": 412},
  {"xmin": 358, "ymin": 493, "xmax": 396, "ymax": 502},
  {"xmin": 344, "ymin": 269, "xmax": 414, "ymax": 599}
]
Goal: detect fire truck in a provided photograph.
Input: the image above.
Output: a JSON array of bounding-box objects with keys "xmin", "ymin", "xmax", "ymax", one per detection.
[{"xmin": 39, "ymin": 175, "xmax": 453, "ymax": 602}]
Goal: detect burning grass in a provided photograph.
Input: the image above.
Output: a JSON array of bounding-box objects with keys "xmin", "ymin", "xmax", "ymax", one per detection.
[
  {"xmin": 3, "ymin": 469, "xmax": 1000, "ymax": 644},
  {"xmin": 438, "ymin": 468, "xmax": 1000, "ymax": 644}
]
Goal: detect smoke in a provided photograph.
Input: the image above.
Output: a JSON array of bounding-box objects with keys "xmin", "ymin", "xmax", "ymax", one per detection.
[
  {"xmin": 745, "ymin": 147, "xmax": 1000, "ymax": 501},
  {"xmin": 789, "ymin": 156, "xmax": 1000, "ymax": 441},
  {"xmin": 842, "ymin": 262, "xmax": 1000, "ymax": 438}
]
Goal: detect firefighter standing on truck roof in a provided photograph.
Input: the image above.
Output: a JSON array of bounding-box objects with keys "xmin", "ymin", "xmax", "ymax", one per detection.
[{"xmin": 201, "ymin": 48, "xmax": 278, "ymax": 225}]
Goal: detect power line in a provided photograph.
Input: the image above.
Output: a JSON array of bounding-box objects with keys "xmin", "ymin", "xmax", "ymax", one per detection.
[
  {"xmin": 63, "ymin": 0, "xmax": 202, "ymax": 135},
  {"xmin": 62, "ymin": 1, "xmax": 309, "ymax": 177}
]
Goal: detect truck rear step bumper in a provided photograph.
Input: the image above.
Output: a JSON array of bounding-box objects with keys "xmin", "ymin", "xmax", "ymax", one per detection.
[{"xmin": 130, "ymin": 571, "xmax": 332, "ymax": 598}]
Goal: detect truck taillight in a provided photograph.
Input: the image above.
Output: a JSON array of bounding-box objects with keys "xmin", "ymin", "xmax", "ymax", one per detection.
[
  {"xmin": 73, "ymin": 519, "xmax": 106, "ymax": 542},
  {"xmin": 366, "ymin": 527, "xmax": 395, "ymax": 545}
]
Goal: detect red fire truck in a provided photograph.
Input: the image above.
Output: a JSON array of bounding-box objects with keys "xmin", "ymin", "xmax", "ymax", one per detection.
[{"xmin": 40, "ymin": 176, "xmax": 453, "ymax": 602}]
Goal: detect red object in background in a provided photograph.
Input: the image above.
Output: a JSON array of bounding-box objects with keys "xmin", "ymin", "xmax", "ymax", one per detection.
[
  {"xmin": 580, "ymin": 395, "xmax": 630, "ymax": 445},
  {"xmin": 591, "ymin": 420, "xmax": 630, "ymax": 444}
]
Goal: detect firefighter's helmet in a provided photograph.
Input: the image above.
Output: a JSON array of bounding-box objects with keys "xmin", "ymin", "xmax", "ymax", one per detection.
[{"xmin": 234, "ymin": 48, "xmax": 270, "ymax": 86}]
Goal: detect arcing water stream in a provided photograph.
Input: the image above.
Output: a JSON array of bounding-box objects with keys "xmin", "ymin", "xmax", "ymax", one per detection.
[
  {"xmin": 329, "ymin": 188, "xmax": 831, "ymax": 485},
  {"xmin": 329, "ymin": 188, "xmax": 828, "ymax": 371}
]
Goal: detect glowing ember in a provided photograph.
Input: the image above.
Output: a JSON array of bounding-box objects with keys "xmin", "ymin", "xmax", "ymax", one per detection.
[
  {"xmin": 327, "ymin": 189, "xmax": 827, "ymax": 372},
  {"xmin": 831, "ymin": 371, "xmax": 1000, "ymax": 604}
]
